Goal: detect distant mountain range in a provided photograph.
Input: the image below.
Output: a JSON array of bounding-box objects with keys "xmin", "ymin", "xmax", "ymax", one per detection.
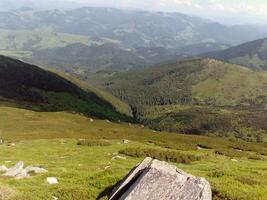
[
  {"xmin": 0, "ymin": 7, "xmax": 266, "ymax": 76},
  {"xmin": 0, "ymin": 7, "xmax": 266, "ymax": 49},
  {"xmin": 28, "ymin": 43, "xmax": 181, "ymax": 74},
  {"xmin": 207, "ymin": 38, "xmax": 267, "ymax": 70}
]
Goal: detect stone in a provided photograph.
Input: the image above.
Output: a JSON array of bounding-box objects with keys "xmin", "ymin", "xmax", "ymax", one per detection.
[
  {"xmin": 0, "ymin": 139, "xmax": 4, "ymax": 144},
  {"xmin": 109, "ymin": 157, "xmax": 212, "ymax": 200},
  {"xmin": 90, "ymin": 118, "xmax": 94, "ymax": 122},
  {"xmin": 25, "ymin": 166, "xmax": 48, "ymax": 174},
  {"xmin": 3, "ymin": 161, "xmax": 24, "ymax": 177},
  {"xmin": 47, "ymin": 177, "xmax": 58, "ymax": 184},
  {"xmin": 1, "ymin": 161, "xmax": 47, "ymax": 179},
  {"xmin": 8, "ymin": 143, "xmax": 15, "ymax": 147},
  {"xmin": 0, "ymin": 165, "xmax": 8, "ymax": 172},
  {"xmin": 14, "ymin": 169, "xmax": 30, "ymax": 179},
  {"xmin": 231, "ymin": 159, "xmax": 238, "ymax": 162},
  {"xmin": 112, "ymin": 155, "xmax": 127, "ymax": 160},
  {"xmin": 122, "ymin": 139, "xmax": 130, "ymax": 144}
]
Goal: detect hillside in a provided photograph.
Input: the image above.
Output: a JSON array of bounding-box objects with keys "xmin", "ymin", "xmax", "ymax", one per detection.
[
  {"xmin": 92, "ymin": 59, "xmax": 267, "ymax": 139},
  {"xmin": 0, "ymin": 55, "xmax": 132, "ymax": 120},
  {"xmin": 208, "ymin": 38, "xmax": 267, "ymax": 70},
  {"xmin": 0, "ymin": 106, "xmax": 266, "ymax": 200},
  {"xmin": 28, "ymin": 43, "xmax": 179, "ymax": 74}
]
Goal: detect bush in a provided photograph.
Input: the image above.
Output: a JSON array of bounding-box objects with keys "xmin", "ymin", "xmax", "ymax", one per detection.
[
  {"xmin": 119, "ymin": 148, "xmax": 203, "ymax": 164},
  {"xmin": 214, "ymin": 149, "xmax": 247, "ymax": 158},
  {"xmin": 77, "ymin": 139, "xmax": 111, "ymax": 147},
  {"xmin": 208, "ymin": 170, "xmax": 225, "ymax": 178},
  {"xmin": 235, "ymin": 176, "xmax": 259, "ymax": 186},
  {"xmin": 53, "ymin": 187, "xmax": 94, "ymax": 200}
]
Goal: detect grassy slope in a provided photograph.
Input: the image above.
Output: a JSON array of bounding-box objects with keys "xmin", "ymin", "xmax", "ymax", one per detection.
[
  {"xmin": 49, "ymin": 69, "xmax": 133, "ymax": 118},
  {"xmin": 0, "ymin": 29, "xmax": 92, "ymax": 58},
  {"xmin": 0, "ymin": 55, "xmax": 131, "ymax": 121},
  {"xmin": 0, "ymin": 106, "xmax": 266, "ymax": 200}
]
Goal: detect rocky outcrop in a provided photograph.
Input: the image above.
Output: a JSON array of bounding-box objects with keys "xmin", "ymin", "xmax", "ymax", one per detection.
[
  {"xmin": 1, "ymin": 161, "xmax": 47, "ymax": 179},
  {"xmin": 109, "ymin": 157, "xmax": 211, "ymax": 200}
]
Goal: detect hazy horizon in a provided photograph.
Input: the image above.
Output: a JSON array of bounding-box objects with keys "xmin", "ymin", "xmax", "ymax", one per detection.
[{"xmin": 0, "ymin": 0, "xmax": 266, "ymax": 25}]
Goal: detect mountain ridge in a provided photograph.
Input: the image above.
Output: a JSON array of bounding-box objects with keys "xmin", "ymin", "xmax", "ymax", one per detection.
[
  {"xmin": 0, "ymin": 55, "xmax": 132, "ymax": 120},
  {"xmin": 207, "ymin": 37, "xmax": 267, "ymax": 70}
]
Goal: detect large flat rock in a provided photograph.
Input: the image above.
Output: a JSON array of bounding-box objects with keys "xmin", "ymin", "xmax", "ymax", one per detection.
[{"xmin": 109, "ymin": 157, "xmax": 211, "ymax": 200}]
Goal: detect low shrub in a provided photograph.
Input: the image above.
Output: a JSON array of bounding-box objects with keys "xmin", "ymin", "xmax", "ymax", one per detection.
[
  {"xmin": 247, "ymin": 155, "xmax": 263, "ymax": 160},
  {"xmin": 53, "ymin": 187, "xmax": 94, "ymax": 200},
  {"xmin": 77, "ymin": 139, "xmax": 111, "ymax": 147},
  {"xmin": 208, "ymin": 170, "xmax": 225, "ymax": 178},
  {"xmin": 197, "ymin": 143, "xmax": 213, "ymax": 149},
  {"xmin": 235, "ymin": 176, "xmax": 259, "ymax": 186},
  {"xmin": 119, "ymin": 148, "xmax": 203, "ymax": 164},
  {"xmin": 214, "ymin": 149, "xmax": 247, "ymax": 158}
]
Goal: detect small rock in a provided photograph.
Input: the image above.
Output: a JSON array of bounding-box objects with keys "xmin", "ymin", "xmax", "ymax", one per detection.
[
  {"xmin": 106, "ymin": 120, "xmax": 110, "ymax": 123},
  {"xmin": 47, "ymin": 177, "xmax": 58, "ymax": 184},
  {"xmin": 128, "ymin": 123, "xmax": 132, "ymax": 126},
  {"xmin": 8, "ymin": 143, "xmax": 15, "ymax": 147},
  {"xmin": 197, "ymin": 146, "xmax": 203, "ymax": 150},
  {"xmin": 112, "ymin": 155, "xmax": 127, "ymax": 160},
  {"xmin": 25, "ymin": 166, "xmax": 48, "ymax": 174},
  {"xmin": 231, "ymin": 159, "xmax": 238, "ymax": 162},
  {"xmin": 0, "ymin": 139, "xmax": 4, "ymax": 144},
  {"xmin": 90, "ymin": 118, "xmax": 94, "ymax": 122},
  {"xmin": 122, "ymin": 139, "xmax": 130, "ymax": 144},
  {"xmin": 104, "ymin": 166, "xmax": 110, "ymax": 170},
  {"xmin": 140, "ymin": 125, "xmax": 145, "ymax": 128},
  {"xmin": 0, "ymin": 165, "xmax": 8, "ymax": 172},
  {"xmin": 52, "ymin": 196, "xmax": 59, "ymax": 200}
]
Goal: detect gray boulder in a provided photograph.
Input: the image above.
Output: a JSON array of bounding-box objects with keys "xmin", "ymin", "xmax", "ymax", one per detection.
[
  {"xmin": 109, "ymin": 157, "xmax": 211, "ymax": 200},
  {"xmin": 0, "ymin": 165, "xmax": 8, "ymax": 172},
  {"xmin": 3, "ymin": 161, "xmax": 24, "ymax": 177},
  {"xmin": 1, "ymin": 161, "xmax": 47, "ymax": 179}
]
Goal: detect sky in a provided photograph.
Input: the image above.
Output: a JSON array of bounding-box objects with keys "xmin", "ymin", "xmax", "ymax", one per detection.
[
  {"xmin": 1, "ymin": 0, "xmax": 266, "ymax": 25},
  {"xmin": 65, "ymin": 0, "xmax": 267, "ymax": 24}
]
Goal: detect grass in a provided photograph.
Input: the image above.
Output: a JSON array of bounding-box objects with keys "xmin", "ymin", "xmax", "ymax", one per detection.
[
  {"xmin": 119, "ymin": 147, "xmax": 204, "ymax": 164},
  {"xmin": 77, "ymin": 139, "xmax": 111, "ymax": 147},
  {"xmin": 0, "ymin": 106, "xmax": 266, "ymax": 199}
]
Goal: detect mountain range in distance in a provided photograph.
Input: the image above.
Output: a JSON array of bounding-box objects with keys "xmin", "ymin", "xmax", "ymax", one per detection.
[{"xmin": 207, "ymin": 37, "xmax": 267, "ymax": 70}]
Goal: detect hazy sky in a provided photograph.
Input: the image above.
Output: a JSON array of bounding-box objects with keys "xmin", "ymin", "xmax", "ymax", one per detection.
[
  {"xmin": 1, "ymin": 0, "xmax": 266, "ymax": 24},
  {"xmin": 65, "ymin": 0, "xmax": 267, "ymax": 24}
]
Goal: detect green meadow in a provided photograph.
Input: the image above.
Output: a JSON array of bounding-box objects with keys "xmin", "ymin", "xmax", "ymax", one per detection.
[{"xmin": 0, "ymin": 106, "xmax": 266, "ymax": 200}]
